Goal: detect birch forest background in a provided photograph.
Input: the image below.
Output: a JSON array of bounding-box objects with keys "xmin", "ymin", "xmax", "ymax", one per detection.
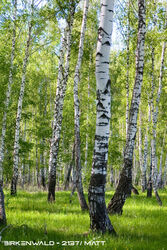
[{"xmin": 0, "ymin": 0, "xmax": 167, "ymax": 249}]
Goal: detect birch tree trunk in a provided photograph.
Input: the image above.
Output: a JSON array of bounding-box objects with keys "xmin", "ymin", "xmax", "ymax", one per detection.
[
  {"xmin": 162, "ymin": 154, "xmax": 167, "ymax": 188},
  {"xmin": 107, "ymin": 0, "xmax": 146, "ymax": 215},
  {"xmin": 147, "ymin": 46, "xmax": 155, "ymax": 197},
  {"xmin": 0, "ymin": 0, "xmax": 17, "ymax": 185},
  {"xmin": 21, "ymin": 120, "xmax": 27, "ymax": 189},
  {"xmin": 88, "ymin": 0, "xmax": 116, "ymax": 234},
  {"xmin": 35, "ymin": 139, "xmax": 40, "ymax": 188},
  {"xmin": 141, "ymin": 102, "xmax": 151, "ymax": 192},
  {"xmin": 0, "ymin": 185, "xmax": 6, "ymax": 225},
  {"xmin": 151, "ymin": 41, "xmax": 166, "ymax": 206},
  {"xmin": 141, "ymin": 128, "xmax": 148, "ymax": 192},
  {"xmin": 73, "ymin": 0, "xmax": 89, "ymax": 211},
  {"xmin": 64, "ymin": 143, "xmax": 75, "ymax": 190},
  {"xmin": 11, "ymin": 1, "xmax": 34, "ymax": 195},
  {"xmin": 126, "ymin": 0, "xmax": 130, "ymax": 140},
  {"xmin": 157, "ymin": 147, "xmax": 164, "ymax": 189},
  {"xmin": 48, "ymin": 4, "xmax": 75, "ymax": 202}
]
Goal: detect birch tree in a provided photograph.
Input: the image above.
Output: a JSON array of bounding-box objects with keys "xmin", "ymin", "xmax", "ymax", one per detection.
[
  {"xmin": 88, "ymin": 0, "xmax": 116, "ymax": 234},
  {"xmin": 162, "ymin": 154, "xmax": 167, "ymax": 188},
  {"xmin": 0, "ymin": 0, "xmax": 17, "ymax": 185},
  {"xmin": 126, "ymin": 0, "xmax": 130, "ymax": 140},
  {"xmin": 141, "ymin": 104, "xmax": 150, "ymax": 192},
  {"xmin": 108, "ymin": 0, "xmax": 146, "ymax": 215},
  {"xmin": 151, "ymin": 40, "xmax": 166, "ymax": 206},
  {"xmin": 48, "ymin": 3, "xmax": 76, "ymax": 202},
  {"xmin": 11, "ymin": 0, "xmax": 34, "ymax": 195},
  {"xmin": 73, "ymin": 0, "xmax": 89, "ymax": 210}
]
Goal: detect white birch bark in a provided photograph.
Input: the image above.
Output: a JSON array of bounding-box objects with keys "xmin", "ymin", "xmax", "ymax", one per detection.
[
  {"xmin": 157, "ymin": 147, "xmax": 163, "ymax": 189},
  {"xmin": 88, "ymin": 0, "xmax": 115, "ymax": 234},
  {"xmin": 151, "ymin": 42, "xmax": 166, "ymax": 205},
  {"xmin": 0, "ymin": 0, "xmax": 17, "ymax": 185},
  {"xmin": 108, "ymin": 0, "xmax": 146, "ymax": 215},
  {"xmin": 21, "ymin": 120, "xmax": 27, "ymax": 188},
  {"xmin": 48, "ymin": 4, "xmax": 75, "ymax": 201},
  {"xmin": 162, "ymin": 154, "xmax": 167, "ymax": 188},
  {"xmin": 84, "ymin": 54, "xmax": 92, "ymax": 171},
  {"xmin": 141, "ymin": 126, "xmax": 148, "ymax": 191},
  {"xmin": 11, "ymin": 1, "xmax": 34, "ymax": 195},
  {"xmin": 126, "ymin": 0, "xmax": 130, "ymax": 140},
  {"xmin": 73, "ymin": 0, "xmax": 89, "ymax": 210},
  {"xmin": 139, "ymin": 110, "xmax": 142, "ymax": 171}
]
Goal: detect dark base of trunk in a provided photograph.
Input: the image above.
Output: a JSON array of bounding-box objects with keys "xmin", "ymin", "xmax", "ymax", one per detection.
[
  {"xmin": 0, "ymin": 185, "xmax": 6, "ymax": 225},
  {"xmin": 88, "ymin": 190, "xmax": 116, "ymax": 235},
  {"xmin": 69, "ymin": 184, "xmax": 76, "ymax": 203},
  {"xmin": 107, "ymin": 192, "xmax": 125, "ymax": 215},
  {"xmin": 147, "ymin": 182, "xmax": 152, "ymax": 198},
  {"xmin": 132, "ymin": 186, "xmax": 139, "ymax": 195},
  {"xmin": 158, "ymin": 180, "xmax": 163, "ymax": 189},
  {"xmin": 41, "ymin": 178, "xmax": 46, "ymax": 189},
  {"xmin": 11, "ymin": 177, "xmax": 17, "ymax": 196},
  {"xmin": 48, "ymin": 177, "xmax": 56, "ymax": 202},
  {"xmin": 64, "ymin": 164, "xmax": 73, "ymax": 191},
  {"xmin": 107, "ymin": 163, "xmax": 132, "ymax": 215},
  {"xmin": 154, "ymin": 191, "xmax": 162, "ymax": 206},
  {"xmin": 77, "ymin": 187, "xmax": 89, "ymax": 211}
]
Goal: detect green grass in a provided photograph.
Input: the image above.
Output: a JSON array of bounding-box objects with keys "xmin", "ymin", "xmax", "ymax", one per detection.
[{"xmin": 1, "ymin": 189, "xmax": 167, "ymax": 249}]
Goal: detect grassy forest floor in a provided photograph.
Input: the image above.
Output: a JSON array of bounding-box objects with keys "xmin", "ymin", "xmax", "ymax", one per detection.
[{"xmin": 1, "ymin": 188, "xmax": 167, "ymax": 250}]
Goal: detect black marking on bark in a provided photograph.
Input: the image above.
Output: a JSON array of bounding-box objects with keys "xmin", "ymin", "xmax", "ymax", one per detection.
[
  {"xmin": 96, "ymin": 52, "xmax": 103, "ymax": 57},
  {"xmin": 99, "ymin": 113, "xmax": 110, "ymax": 120},
  {"xmin": 98, "ymin": 27, "xmax": 109, "ymax": 36},
  {"xmin": 95, "ymin": 135, "xmax": 108, "ymax": 141},
  {"xmin": 97, "ymin": 101, "xmax": 105, "ymax": 109},
  {"xmin": 103, "ymin": 41, "xmax": 110, "ymax": 46}
]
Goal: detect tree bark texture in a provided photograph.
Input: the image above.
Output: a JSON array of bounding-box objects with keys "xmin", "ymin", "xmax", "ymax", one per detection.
[
  {"xmin": 126, "ymin": 0, "xmax": 130, "ymax": 140},
  {"xmin": 162, "ymin": 154, "xmax": 167, "ymax": 188},
  {"xmin": 88, "ymin": 0, "xmax": 116, "ymax": 234},
  {"xmin": 11, "ymin": 2, "xmax": 33, "ymax": 196},
  {"xmin": 151, "ymin": 42, "xmax": 166, "ymax": 206},
  {"xmin": 48, "ymin": 4, "xmax": 75, "ymax": 202},
  {"xmin": 73, "ymin": 0, "xmax": 89, "ymax": 211},
  {"xmin": 0, "ymin": 185, "xmax": 6, "ymax": 225},
  {"xmin": 107, "ymin": 0, "xmax": 146, "ymax": 215}
]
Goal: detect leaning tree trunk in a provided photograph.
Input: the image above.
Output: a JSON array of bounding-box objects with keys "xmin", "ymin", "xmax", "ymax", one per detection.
[
  {"xmin": 73, "ymin": 0, "xmax": 89, "ymax": 211},
  {"xmin": 88, "ymin": 0, "xmax": 116, "ymax": 234},
  {"xmin": 11, "ymin": 2, "xmax": 33, "ymax": 195},
  {"xmin": 107, "ymin": 0, "xmax": 146, "ymax": 215},
  {"xmin": 0, "ymin": 0, "xmax": 17, "ymax": 185},
  {"xmin": 48, "ymin": 4, "xmax": 75, "ymax": 202}
]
